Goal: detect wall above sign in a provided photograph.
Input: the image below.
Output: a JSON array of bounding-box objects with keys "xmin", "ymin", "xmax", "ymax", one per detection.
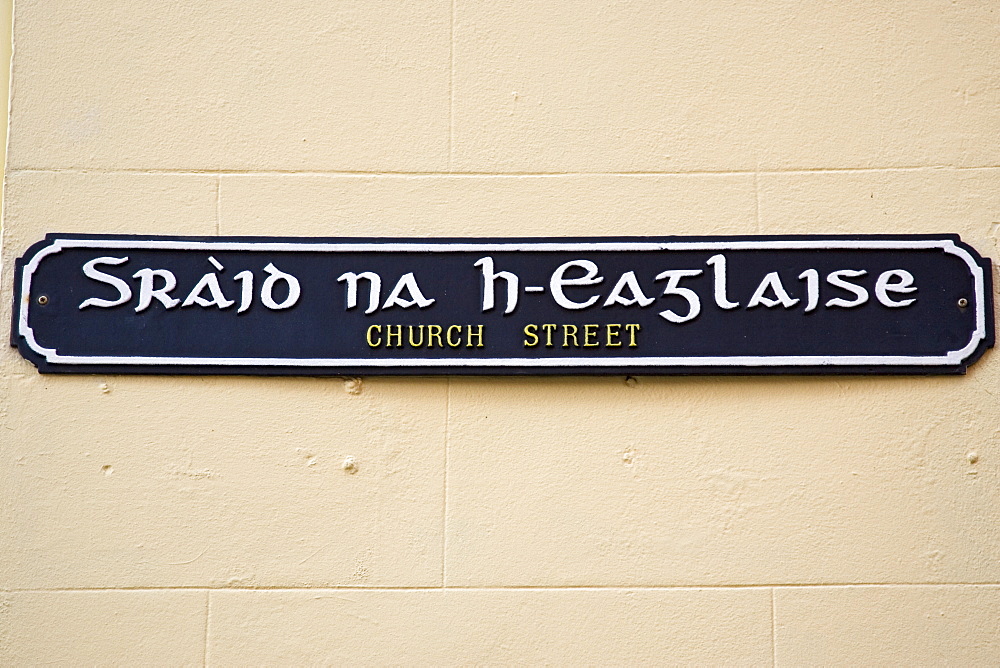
[{"xmin": 11, "ymin": 234, "xmax": 994, "ymax": 376}]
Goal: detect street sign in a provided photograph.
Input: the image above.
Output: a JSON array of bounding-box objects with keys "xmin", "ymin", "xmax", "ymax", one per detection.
[{"xmin": 11, "ymin": 234, "xmax": 994, "ymax": 375}]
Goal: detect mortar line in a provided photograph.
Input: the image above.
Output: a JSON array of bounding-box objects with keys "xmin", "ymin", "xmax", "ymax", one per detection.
[
  {"xmin": 8, "ymin": 165, "xmax": 1000, "ymax": 177},
  {"xmin": 442, "ymin": 376, "xmax": 451, "ymax": 587},
  {"xmin": 203, "ymin": 590, "xmax": 210, "ymax": 668},
  {"xmin": 11, "ymin": 583, "xmax": 1000, "ymax": 592},
  {"xmin": 753, "ymin": 171, "xmax": 761, "ymax": 234},
  {"xmin": 0, "ymin": 2, "xmax": 13, "ymax": 295},
  {"xmin": 770, "ymin": 588, "xmax": 777, "ymax": 667},
  {"xmin": 214, "ymin": 175, "xmax": 221, "ymax": 236},
  {"xmin": 448, "ymin": 0, "xmax": 455, "ymax": 171}
]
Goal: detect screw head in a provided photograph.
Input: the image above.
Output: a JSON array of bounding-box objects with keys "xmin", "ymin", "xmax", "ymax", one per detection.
[
  {"xmin": 957, "ymin": 298, "xmax": 969, "ymax": 308},
  {"xmin": 37, "ymin": 295, "xmax": 49, "ymax": 305}
]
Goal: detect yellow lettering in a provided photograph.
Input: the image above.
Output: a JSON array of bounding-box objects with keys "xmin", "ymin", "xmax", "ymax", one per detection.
[
  {"xmin": 606, "ymin": 323, "xmax": 621, "ymax": 347},
  {"xmin": 562, "ymin": 324, "xmax": 579, "ymax": 348},
  {"xmin": 584, "ymin": 324, "xmax": 599, "ymax": 347},
  {"xmin": 467, "ymin": 324, "xmax": 484, "ymax": 348},
  {"xmin": 408, "ymin": 324, "xmax": 425, "ymax": 347},
  {"xmin": 541, "ymin": 324, "xmax": 557, "ymax": 347},
  {"xmin": 523, "ymin": 324, "xmax": 539, "ymax": 347},
  {"xmin": 446, "ymin": 325, "xmax": 462, "ymax": 348},
  {"xmin": 625, "ymin": 323, "xmax": 640, "ymax": 347},
  {"xmin": 366, "ymin": 325, "xmax": 382, "ymax": 348},
  {"xmin": 427, "ymin": 325, "xmax": 444, "ymax": 348},
  {"xmin": 385, "ymin": 324, "xmax": 402, "ymax": 348}
]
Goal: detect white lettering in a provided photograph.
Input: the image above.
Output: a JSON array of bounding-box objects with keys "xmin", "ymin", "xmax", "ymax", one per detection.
[
  {"xmin": 654, "ymin": 269, "xmax": 703, "ymax": 323},
  {"xmin": 79, "ymin": 257, "xmax": 132, "ymax": 309},
  {"xmin": 182, "ymin": 259, "xmax": 235, "ymax": 309},
  {"xmin": 603, "ymin": 271, "xmax": 654, "ymax": 308},
  {"xmin": 747, "ymin": 272, "xmax": 800, "ymax": 309},
  {"xmin": 706, "ymin": 254, "xmax": 739, "ymax": 309},
  {"xmin": 475, "ymin": 257, "xmax": 519, "ymax": 314},
  {"xmin": 338, "ymin": 271, "xmax": 382, "ymax": 314},
  {"xmin": 798, "ymin": 269, "xmax": 820, "ymax": 313},
  {"xmin": 825, "ymin": 270, "xmax": 868, "ymax": 308},
  {"xmin": 234, "ymin": 270, "xmax": 254, "ymax": 314},
  {"xmin": 261, "ymin": 263, "xmax": 301, "ymax": 310},
  {"xmin": 875, "ymin": 269, "xmax": 916, "ymax": 307},
  {"xmin": 133, "ymin": 268, "xmax": 180, "ymax": 313},
  {"xmin": 550, "ymin": 260, "xmax": 603, "ymax": 310},
  {"xmin": 381, "ymin": 272, "xmax": 435, "ymax": 310}
]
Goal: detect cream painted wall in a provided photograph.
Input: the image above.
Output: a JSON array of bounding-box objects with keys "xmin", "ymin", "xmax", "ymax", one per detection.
[
  {"xmin": 0, "ymin": 0, "xmax": 9, "ymax": 229},
  {"xmin": 2, "ymin": 1, "xmax": 999, "ymax": 665}
]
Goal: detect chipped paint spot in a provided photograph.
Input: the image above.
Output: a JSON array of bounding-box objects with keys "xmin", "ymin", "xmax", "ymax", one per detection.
[{"xmin": 622, "ymin": 449, "xmax": 636, "ymax": 466}]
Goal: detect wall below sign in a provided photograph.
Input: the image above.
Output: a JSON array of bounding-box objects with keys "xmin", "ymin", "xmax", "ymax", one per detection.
[{"xmin": 2, "ymin": 1, "xmax": 1000, "ymax": 665}]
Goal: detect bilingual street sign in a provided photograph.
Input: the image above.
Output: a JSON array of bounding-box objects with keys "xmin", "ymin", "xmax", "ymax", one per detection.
[{"xmin": 11, "ymin": 234, "xmax": 994, "ymax": 376}]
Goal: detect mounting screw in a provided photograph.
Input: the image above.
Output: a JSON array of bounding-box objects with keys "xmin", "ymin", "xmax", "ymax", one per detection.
[
  {"xmin": 37, "ymin": 295, "xmax": 49, "ymax": 305},
  {"xmin": 958, "ymin": 298, "xmax": 969, "ymax": 308}
]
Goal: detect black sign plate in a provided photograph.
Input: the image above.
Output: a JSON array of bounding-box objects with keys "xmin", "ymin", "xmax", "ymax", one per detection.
[{"xmin": 11, "ymin": 234, "xmax": 994, "ymax": 375}]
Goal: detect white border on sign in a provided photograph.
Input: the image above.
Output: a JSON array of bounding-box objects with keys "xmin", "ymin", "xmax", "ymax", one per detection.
[{"xmin": 17, "ymin": 238, "xmax": 987, "ymax": 368}]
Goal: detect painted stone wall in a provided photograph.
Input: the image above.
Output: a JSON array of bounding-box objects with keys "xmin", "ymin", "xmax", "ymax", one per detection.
[{"xmin": 2, "ymin": 1, "xmax": 999, "ymax": 664}]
